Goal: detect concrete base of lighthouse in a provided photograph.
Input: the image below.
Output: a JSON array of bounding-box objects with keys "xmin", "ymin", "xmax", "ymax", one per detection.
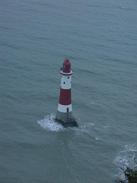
[{"xmin": 55, "ymin": 111, "xmax": 78, "ymax": 127}]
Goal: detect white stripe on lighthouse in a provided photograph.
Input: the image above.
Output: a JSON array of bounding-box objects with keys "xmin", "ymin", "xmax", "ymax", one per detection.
[
  {"xmin": 58, "ymin": 104, "xmax": 72, "ymax": 113},
  {"xmin": 60, "ymin": 75, "xmax": 71, "ymax": 90}
]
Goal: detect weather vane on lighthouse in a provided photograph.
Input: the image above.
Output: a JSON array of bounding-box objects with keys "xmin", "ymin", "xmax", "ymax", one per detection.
[{"xmin": 55, "ymin": 59, "xmax": 78, "ymax": 127}]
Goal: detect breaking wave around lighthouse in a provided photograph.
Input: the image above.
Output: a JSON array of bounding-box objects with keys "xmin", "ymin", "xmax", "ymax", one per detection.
[
  {"xmin": 114, "ymin": 144, "xmax": 137, "ymax": 182},
  {"xmin": 37, "ymin": 114, "xmax": 64, "ymax": 132}
]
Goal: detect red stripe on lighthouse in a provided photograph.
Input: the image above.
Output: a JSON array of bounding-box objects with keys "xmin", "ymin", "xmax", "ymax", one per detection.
[{"xmin": 59, "ymin": 89, "xmax": 71, "ymax": 105}]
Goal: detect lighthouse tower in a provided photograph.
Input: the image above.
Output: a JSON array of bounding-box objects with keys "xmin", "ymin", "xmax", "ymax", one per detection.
[{"xmin": 55, "ymin": 59, "xmax": 78, "ymax": 127}]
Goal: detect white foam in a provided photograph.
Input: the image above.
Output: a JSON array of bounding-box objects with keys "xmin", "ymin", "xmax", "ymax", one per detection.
[
  {"xmin": 114, "ymin": 144, "xmax": 137, "ymax": 182},
  {"xmin": 37, "ymin": 114, "xmax": 64, "ymax": 132}
]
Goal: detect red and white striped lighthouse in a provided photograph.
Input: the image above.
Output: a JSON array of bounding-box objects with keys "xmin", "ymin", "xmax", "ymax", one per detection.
[{"xmin": 56, "ymin": 59, "xmax": 78, "ymax": 127}]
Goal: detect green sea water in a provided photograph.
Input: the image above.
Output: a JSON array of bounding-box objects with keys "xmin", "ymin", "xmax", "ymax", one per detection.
[{"xmin": 0, "ymin": 0, "xmax": 137, "ymax": 182}]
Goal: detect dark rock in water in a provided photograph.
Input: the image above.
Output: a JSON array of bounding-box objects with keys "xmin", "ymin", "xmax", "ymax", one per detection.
[
  {"xmin": 55, "ymin": 111, "xmax": 78, "ymax": 127},
  {"xmin": 55, "ymin": 119, "xmax": 78, "ymax": 128},
  {"xmin": 125, "ymin": 168, "xmax": 137, "ymax": 183},
  {"xmin": 116, "ymin": 168, "xmax": 137, "ymax": 183}
]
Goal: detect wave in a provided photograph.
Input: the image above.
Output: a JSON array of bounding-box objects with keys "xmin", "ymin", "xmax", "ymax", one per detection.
[
  {"xmin": 37, "ymin": 114, "xmax": 99, "ymax": 142},
  {"xmin": 37, "ymin": 114, "xmax": 64, "ymax": 132}
]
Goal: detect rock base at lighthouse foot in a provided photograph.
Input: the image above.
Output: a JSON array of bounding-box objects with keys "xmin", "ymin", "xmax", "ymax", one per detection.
[
  {"xmin": 55, "ymin": 111, "xmax": 78, "ymax": 128},
  {"xmin": 56, "ymin": 119, "xmax": 78, "ymax": 128},
  {"xmin": 55, "ymin": 119, "xmax": 78, "ymax": 128}
]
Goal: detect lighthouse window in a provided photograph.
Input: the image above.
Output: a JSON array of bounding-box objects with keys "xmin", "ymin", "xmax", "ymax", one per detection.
[
  {"xmin": 67, "ymin": 76, "xmax": 70, "ymax": 79},
  {"xmin": 63, "ymin": 82, "xmax": 65, "ymax": 84}
]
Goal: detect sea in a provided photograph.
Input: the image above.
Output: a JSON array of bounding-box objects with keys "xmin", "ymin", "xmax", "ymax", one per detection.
[{"xmin": 0, "ymin": 0, "xmax": 137, "ymax": 182}]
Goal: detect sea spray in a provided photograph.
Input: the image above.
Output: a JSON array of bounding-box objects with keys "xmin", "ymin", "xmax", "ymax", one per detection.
[
  {"xmin": 114, "ymin": 144, "xmax": 137, "ymax": 182},
  {"xmin": 37, "ymin": 114, "xmax": 63, "ymax": 132}
]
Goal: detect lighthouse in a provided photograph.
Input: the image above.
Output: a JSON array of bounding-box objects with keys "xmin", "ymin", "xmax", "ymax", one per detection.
[{"xmin": 55, "ymin": 59, "xmax": 78, "ymax": 127}]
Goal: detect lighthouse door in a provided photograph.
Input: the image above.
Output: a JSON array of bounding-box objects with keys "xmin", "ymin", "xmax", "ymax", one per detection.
[
  {"xmin": 67, "ymin": 108, "xmax": 69, "ymax": 113},
  {"xmin": 66, "ymin": 107, "xmax": 69, "ymax": 121}
]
